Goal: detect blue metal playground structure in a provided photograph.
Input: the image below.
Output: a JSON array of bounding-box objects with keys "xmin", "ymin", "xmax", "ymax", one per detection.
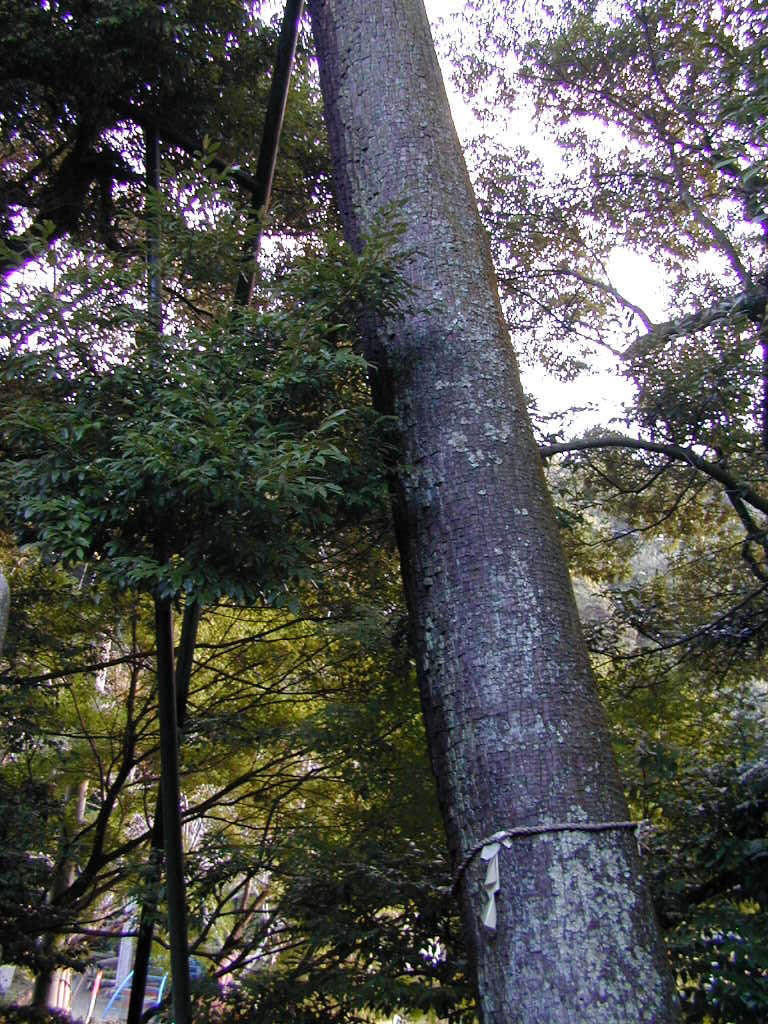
[{"xmin": 100, "ymin": 969, "xmax": 168, "ymax": 1021}]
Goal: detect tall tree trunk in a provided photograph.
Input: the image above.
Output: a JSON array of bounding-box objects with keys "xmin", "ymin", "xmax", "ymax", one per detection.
[{"xmin": 308, "ymin": 2, "xmax": 680, "ymax": 1021}]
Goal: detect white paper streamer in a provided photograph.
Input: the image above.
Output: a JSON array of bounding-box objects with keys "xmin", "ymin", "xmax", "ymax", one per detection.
[
  {"xmin": 455, "ymin": 821, "xmax": 643, "ymax": 937},
  {"xmin": 480, "ymin": 837, "xmax": 512, "ymax": 931}
]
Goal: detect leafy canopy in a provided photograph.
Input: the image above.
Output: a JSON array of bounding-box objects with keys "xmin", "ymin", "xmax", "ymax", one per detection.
[{"xmin": 0, "ymin": 217, "xmax": 406, "ymax": 605}]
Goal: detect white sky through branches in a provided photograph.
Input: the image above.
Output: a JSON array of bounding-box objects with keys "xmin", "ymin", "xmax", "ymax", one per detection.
[{"xmin": 423, "ymin": 0, "xmax": 666, "ymax": 433}]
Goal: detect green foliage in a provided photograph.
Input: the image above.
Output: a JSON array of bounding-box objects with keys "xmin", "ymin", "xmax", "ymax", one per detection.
[
  {"xmin": 0, "ymin": 0, "xmax": 333, "ymax": 266},
  {"xmin": 164, "ymin": 555, "xmax": 474, "ymax": 1022},
  {"xmin": 0, "ymin": 535, "xmax": 477, "ymax": 1019},
  {"xmin": 0, "ymin": 64, "xmax": 437, "ymax": 1012},
  {"xmin": 454, "ymin": 0, "xmax": 768, "ymax": 381},
  {"xmin": 0, "ymin": 545, "xmax": 148, "ymax": 968},
  {"xmin": 0, "ymin": 3, "xmax": 477, "ymax": 1021},
  {"xmin": 620, "ymin": 730, "xmax": 768, "ymax": 1023},
  {"xmin": 0, "ymin": 224, "xmax": 403, "ymax": 604},
  {"xmin": 553, "ymin": 450, "xmax": 768, "ymax": 1020}
]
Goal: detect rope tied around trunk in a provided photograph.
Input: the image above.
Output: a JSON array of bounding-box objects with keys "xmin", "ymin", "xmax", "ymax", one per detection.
[{"xmin": 453, "ymin": 820, "xmax": 649, "ymax": 932}]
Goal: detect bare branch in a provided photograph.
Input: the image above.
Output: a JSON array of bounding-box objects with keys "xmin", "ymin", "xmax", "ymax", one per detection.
[
  {"xmin": 1, "ymin": 650, "xmax": 152, "ymax": 687},
  {"xmin": 635, "ymin": 8, "xmax": 752, "ymax": 287},
  {"xmin": 558, "ymin": 265, "xmax": 655, "ymax": 333},
  {"xmin": 540, "ymin": 433, "xmax": 768, "ymax": 517}
]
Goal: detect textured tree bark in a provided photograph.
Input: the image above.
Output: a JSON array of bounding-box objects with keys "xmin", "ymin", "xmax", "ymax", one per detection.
[{"xmin": 308, "ymin": 2, "xmax": 680, "ymax": 1021}]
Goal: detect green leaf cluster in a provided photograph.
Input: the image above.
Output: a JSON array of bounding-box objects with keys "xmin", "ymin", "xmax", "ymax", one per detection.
[{"xmin": 0, "ymin": 230, "xmax": 403, "ymax": 605}]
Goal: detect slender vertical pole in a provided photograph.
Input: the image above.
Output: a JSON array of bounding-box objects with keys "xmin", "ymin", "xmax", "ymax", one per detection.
[
  {"xmin": 233, "ymin": 0, "xmax": 305, "ymax": 308},
  {"xmin": 145, "ymin": 126, "xmax": 162, "ymax": 336},
  {"xmin": 127, "ymin": 601, "xmax": 200, "ymax": 1024},
  {"xmin": 154, "ymin": 595, "xmax": 192, "ymax": 1024},
  {"xmin": 125, "ymin": 843, "xmax": 161, "ymax": 1024},
  {"xmin": 128, "ymin": 128, "xmax": 166, "ymax": 1024},
  {"xmin": 84, "ymin": 968, "xmax": 102, "ymax": 1024},
  {"xmin": 140, "ymin": 122, "xmax": 192, "ymax": 1024}
]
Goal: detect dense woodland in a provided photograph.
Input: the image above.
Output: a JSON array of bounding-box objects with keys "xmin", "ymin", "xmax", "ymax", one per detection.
[{"xmin": 0, "ymin": 1, "xmax": 766, "ymax": 1022}]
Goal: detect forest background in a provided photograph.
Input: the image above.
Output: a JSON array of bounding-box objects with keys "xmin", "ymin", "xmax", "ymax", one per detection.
[{"xmin": 0, "ymin": 1, "xmax": 766, "ymax": 1022}]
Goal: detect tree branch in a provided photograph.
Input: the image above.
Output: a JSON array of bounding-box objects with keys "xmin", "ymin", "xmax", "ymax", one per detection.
[
  {"xmin": 557, "ymin": 265, "xmax": 655, "ymax": 333},
  {"xmin": 724, "ymin": 489, "xmax": 768, "ymax": 581},
  {"xmin": 539, "ymin": 433, "xmax": 768, "ymax": 517},
  {"xmin": 624, "ymin": 284, "xmax": 768, "ymax": 358},
  {"xmin": 635, "ymin": 8, "xmax": 752, "ymax": 288}
]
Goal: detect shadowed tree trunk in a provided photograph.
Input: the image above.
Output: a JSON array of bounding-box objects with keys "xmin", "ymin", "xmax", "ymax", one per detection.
[
  {"xmin": 153, "ymin": 594, "xmax": 192, "ymax": 1024},
  {"xmin": 308, "ymin": 2, "xmax": 680, "ymax": 1021},
  {"xmin": 126, "ymin": 600, "xmax": 199, "ymax": 1024},
  {"xmin": 233, "ymin": 0, "xmax": 305, "ymax": 308}
]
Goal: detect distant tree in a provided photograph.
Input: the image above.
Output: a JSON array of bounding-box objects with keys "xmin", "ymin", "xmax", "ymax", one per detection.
[{"xmin": 454, "ymin": 0, "xmax": 768, "ymax": 618}]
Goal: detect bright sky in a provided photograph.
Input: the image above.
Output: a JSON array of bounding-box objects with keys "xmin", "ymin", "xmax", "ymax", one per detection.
[
  {"xmin": 423, "ymin": 0, "xmax": 481, "ymax": 145},
  {"xmin": 422, "ymin": 0, "xmax": 666, "ymax": 432}
]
